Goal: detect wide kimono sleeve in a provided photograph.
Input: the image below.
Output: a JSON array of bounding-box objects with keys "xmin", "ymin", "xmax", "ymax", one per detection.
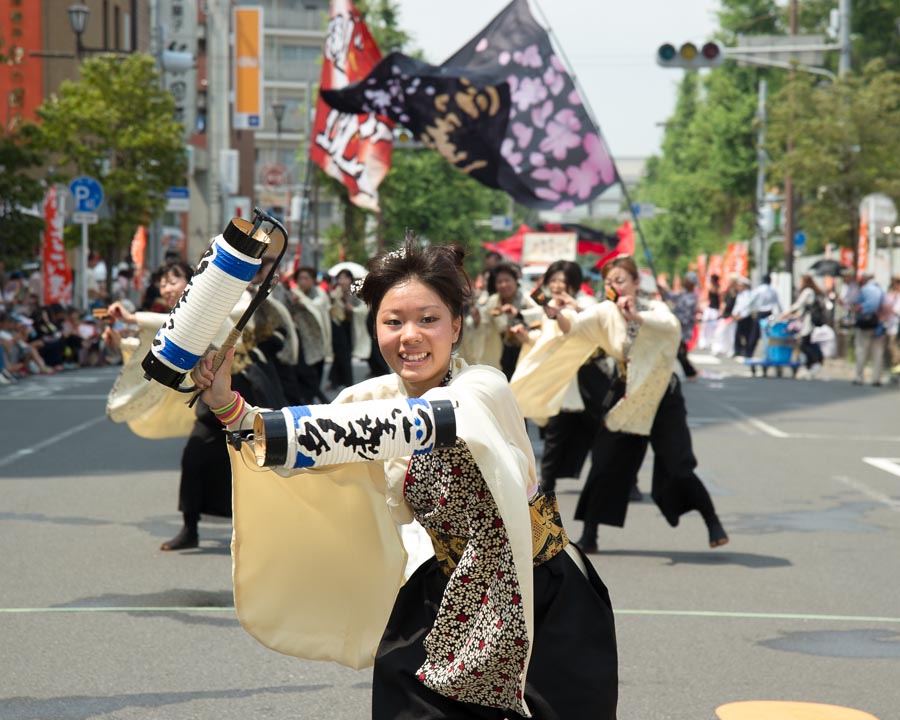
[
  {"xmin": 106, "ymin": 312, "xmax": 196, "ymax": 439},
  {"xmin": 510, "ymin": 300, "xmax": 681, "ymax": 435},
  {"xmin": 229, "ymin": 375, "xmax": 409, "ymax": 670},
  {"xmin": 419, "ymin": 361, "xmax": 538, "ymax": 710}
]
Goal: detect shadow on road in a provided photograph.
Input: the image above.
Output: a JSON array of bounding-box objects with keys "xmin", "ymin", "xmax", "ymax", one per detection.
[{"xmin": 596, "ymin": 549, "xmax": 791, "ymax": 569}]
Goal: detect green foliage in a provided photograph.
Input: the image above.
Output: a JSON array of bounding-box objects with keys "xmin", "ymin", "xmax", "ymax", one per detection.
[
  {"xmin": 767, "ymin": 59, "xmax": 900, "ymax": 253},
  {"xmin": 0, "ymin": 125, "xmax": 46, "ymax": 268},
  {"xmin": 637, "ymin": 0, "xmax": 900, "ymax": 274},
  {"xmin": 31, "ymin": 53, "xmax": 187, "ymax": 265},
  {"xmin": 356, "ymin": 0, "xmax": 411, "ymax": 54},
  {"xmin": 378, "ymin": 149, "xmax": 509, "ymax": 275}
]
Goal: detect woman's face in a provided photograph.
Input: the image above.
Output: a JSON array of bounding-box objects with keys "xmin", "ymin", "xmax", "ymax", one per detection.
[
  {"xmin": 336, "ymin": 272, "xmax": 353, "ymax": 290},
  {"xmin": 376, "ymin": 278, "xmax": 461, "ymax": 397},
  {"xmin": 547, "ymin": 270, "xmax": 571, "ymax": 297},
  {"xmin": 604, "ymin": 266, "xmax": 639, "ymax": 301},
  {"xmin": 494, "ymin": 271, "xmax": 518, "ymax": 302},
  {"xmin": 160, "ymin": 270, "xmax": 189, "ymax": 310}
]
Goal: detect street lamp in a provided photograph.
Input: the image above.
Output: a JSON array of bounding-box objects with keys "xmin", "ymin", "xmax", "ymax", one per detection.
[
  {"xmin": 67, "ymin": 4, "xmax": 90, "ymax": 59},
  {"xmin": 272, "ymin": 102, "xmax": 286, "ymax": 139}
]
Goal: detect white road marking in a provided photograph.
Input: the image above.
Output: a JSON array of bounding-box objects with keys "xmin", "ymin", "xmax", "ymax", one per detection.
[
  {"xmin": 835, "ymin": 473, "xmax": 900, "ymax": 513},
  {"xmin": 862, "ymin": 457, "xmax": 900, "ymax": 478},
  {"xmin": 0, "ymin": 416, "xmax": 107, "ymax": 469}
]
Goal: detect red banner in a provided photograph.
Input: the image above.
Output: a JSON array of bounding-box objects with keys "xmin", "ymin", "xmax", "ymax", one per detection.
[
  {"xmin": 41, "ymin": 187, "xmax": 72, "ymax": 305},
  {"xmin": 130, "ymin": 225, "xmax": 146, "ymax": 290},
  {"xmin": 310, "ymin": 0, "xmax": 392, "ymax": 212},
  {"xmin": 857, "ymin": 212, "xmax": 868, "ymax": 278}
]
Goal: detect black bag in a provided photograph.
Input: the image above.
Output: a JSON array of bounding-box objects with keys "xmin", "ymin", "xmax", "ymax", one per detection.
[
  {"xmin": 855, "ymin": 311, "xmax": 880, "ymax": 330},
  {"xmin": 810, "ymin": 297, "xmax": 827, "ymax": 327}
]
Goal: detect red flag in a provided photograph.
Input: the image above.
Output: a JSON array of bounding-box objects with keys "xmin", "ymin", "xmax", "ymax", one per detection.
[
  {"xmin": 310, "ymin": 0, "xmax": 392, "ymax": 212},
  {"xmin": 41, "ymin": 187, "xmax": 72, "ymax": 305},
  {"xmin": 594, "ymin": 220, "xmax": 635, "ymax": 268}
]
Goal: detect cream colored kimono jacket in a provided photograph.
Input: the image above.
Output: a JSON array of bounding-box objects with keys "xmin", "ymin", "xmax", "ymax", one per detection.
[
  {"xmin": 106, "ymin": 312, "xmax": 196, "ymax": 439},
  {"xmin": 510, "ymin": 298, "xmax": 680, "ymax": 435},
  {"xmin": 227, "ymin": 357, "xmax": 539, "ymax": 697}
]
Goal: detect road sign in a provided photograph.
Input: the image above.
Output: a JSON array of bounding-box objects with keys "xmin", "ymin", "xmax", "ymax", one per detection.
[
  {"xmin": 165, "ymin": 186, "xmax": 190, "ymax": 212},
  {"xmin": 632, "ymin": 202, "xmax": 656, "ymax": 219},
  {"xmin": 794, "ymin": 231, "xmax": 806, "ymax": 247},
  {"xmin": 261, "ymin": 163, "xmax": 288, "ymax": 188},
  {"xmin": 490, "ymin": 215, "xmax": 513, "ymax": 231},
  {"xmin": 72, "ymin": 212, "xmax": 98, "ymax": 225},
  {"xmin": 69, "ymin": 176, "xmax": 103, "ymax": 213}
]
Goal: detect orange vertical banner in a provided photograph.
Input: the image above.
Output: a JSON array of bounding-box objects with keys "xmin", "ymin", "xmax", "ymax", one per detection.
[
  {"xmin": 857, "ymin": 212, "xmax": 868, "ymax": 278},
  {"xmin": 233, "ymin": 7, "xmax": 263, "ymax": 130}
]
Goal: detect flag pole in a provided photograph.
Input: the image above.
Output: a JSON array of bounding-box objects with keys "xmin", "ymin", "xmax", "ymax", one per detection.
[{"xmin": 529, "ymin": 0, "xmax": 659, "ymax": 283}]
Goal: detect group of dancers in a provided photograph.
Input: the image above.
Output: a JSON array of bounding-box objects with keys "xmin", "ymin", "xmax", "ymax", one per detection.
[{"xmin": 107, "ymin": 236, "xmax": 728, "ymax": 719}]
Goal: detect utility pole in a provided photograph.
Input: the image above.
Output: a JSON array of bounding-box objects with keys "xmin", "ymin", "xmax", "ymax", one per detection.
[
  {"xmin": 782, "ymin": 0, "xmax": 799, "ymax": 279},
  {"xmin": 754, "ymin": 79, "xmax": 768, "ymax": 284},
  {"xmin": 838, "ymin": 0, "xmax": 852, "ymax": 77}
]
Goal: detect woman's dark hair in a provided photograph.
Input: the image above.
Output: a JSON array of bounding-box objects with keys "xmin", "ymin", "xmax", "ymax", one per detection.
[
  {"xmin": 600, "ymin": 255, "xmax": 639, "ymax": 281},
  {"xmin": 543, "ymin": 260, "xmax": 582, "ymax": 294},
  {"xmin": 486, "ymin": 262, "xmax": 520, "ymax": 295},
  {"xmin": 162, "ymin": 259, "xmax": 194, "ymax": 283},
  {"xmin": 800, "ymin": 273, "xmax": 823, "ymax": 295},
  {"xmin": 335, "ymin": 268, "xmax": 354, "ymax": 283},
  {"xmin": 358, "ymin": 237, "xmax": 472, "ymax": 347}
]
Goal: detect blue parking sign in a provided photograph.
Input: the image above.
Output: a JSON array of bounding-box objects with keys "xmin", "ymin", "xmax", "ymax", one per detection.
[{"xmin": 69, "ymin": 176, "xmax": 104, "ymax": 213}]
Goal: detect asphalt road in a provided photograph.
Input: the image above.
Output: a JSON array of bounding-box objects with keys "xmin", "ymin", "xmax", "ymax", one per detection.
[{"xmin": 1, "ymin": 358, "xmax": 898, "ymax": 720}]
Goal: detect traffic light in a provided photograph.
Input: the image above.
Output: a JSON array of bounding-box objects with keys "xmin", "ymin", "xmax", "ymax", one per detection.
[{"xmin": 656, "ymin": 41, "xmax": 724, "ymax": 69}]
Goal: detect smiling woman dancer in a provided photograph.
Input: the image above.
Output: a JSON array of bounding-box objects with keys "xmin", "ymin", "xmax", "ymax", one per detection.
[{"xmin": 193, "ymin": 239, "xmax": 618, "ymax": 720}]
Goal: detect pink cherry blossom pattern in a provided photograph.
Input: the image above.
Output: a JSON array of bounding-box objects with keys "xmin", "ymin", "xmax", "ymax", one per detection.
[
  {"xmin": 539, "ymin": 108, "xmax": 582, "ymax": 161},
  {"xmin": 501, "ymin": 138, "xmax": 523, "ymax": 173},
  {"xmin": 566, "ymin": 161, "xmax": 600, "ymax": 200},
  {"xmin": 532, "ymin": 166, "xmax": 568, "ymax": 193},
  {"xmin": 511, "ymin": 76, "xmax": 547, "ymax": 112},
  {"xmin": 583, "ymin": 133, "xmax": 617, "ymax": 185},
  {"xmin": 529, "ymin": 152, "xmax": 545, "ymax": 167},
  {"xmin": 512, "ymin": 44, "xmax": 542, "ymax": 69},
  {"xmin": 498, "ymin": 51, "xmax": 511, "ymax": 66},
  {"xmin": 530, "ymin": 100, "xmax": 553, "ymax": 129},
  {"xmin": 511, "ymin": 122, "xmax": 533, "ymax": 148},
  {"xmin": 543, "ymin": 66, "xmax": 564, "ymax": 96},
  {"xmin": 567, "ymin": 88, "xmax": 583, "ymax": 106},
  {"xmin": 475, "ymin": 38, "xmax": 489, "ymax": 53},
  {"xmin": 554, "ymin": 200, "xmax": 576, "ymax": 212}
]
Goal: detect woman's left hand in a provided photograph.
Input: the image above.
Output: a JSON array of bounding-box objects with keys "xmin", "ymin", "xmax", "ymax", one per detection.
[{"xmin": 617, "ymin": 295, "xmax": 643, "ymax": 324}]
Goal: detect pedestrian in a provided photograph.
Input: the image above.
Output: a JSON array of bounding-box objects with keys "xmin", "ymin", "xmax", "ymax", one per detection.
[
  {"xmin": 780, "ymin": 274, "xmax": 824, "ymax": 379},
  {"xmin": 659, "ymin": 272, "xmax": 699, "ymax": 381},
  {"xmin": 731, "ymin": 276, "xmax": 754, "ymax": 358},
  {"xmin": 745, "ymin": 273, "xmax": 782, "ymax": 357},
  {"xmin": 194, "ymin": 239, "xmax": 619, "ymax": 719},
  {"xmin": 327, "ymin": 268, "xmax": 369, "ymax": 390},
  {"xmin": 697, "ymin": 273, "xmax": 721, "ymax": 351},
  {"xmin": 850, "ymin": 273, "xmax": 887, "ymax": 386}
]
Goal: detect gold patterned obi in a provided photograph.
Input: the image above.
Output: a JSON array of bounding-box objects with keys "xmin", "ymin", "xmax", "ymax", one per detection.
[{"xmin": 426, "ymin": 491, "xmax": 570, "ymax": 578}]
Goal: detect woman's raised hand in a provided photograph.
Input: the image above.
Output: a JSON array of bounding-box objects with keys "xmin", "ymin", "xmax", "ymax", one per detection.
[{"xmin": 192, "ymin": 347, "xmax": 236, "ymax": 409}]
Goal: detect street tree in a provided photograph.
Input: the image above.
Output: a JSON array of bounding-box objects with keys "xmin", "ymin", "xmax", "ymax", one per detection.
[
  {"xmin": 0, "ymin": 125, "xmax": 46, "ymax": 269},
  {"xmin": 767, "ymin": 59, "xmax": 900, "ymax": 253},
  {"xmin": 31, "ymin": 53, "xmax": 186, "ymax": 270}
]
